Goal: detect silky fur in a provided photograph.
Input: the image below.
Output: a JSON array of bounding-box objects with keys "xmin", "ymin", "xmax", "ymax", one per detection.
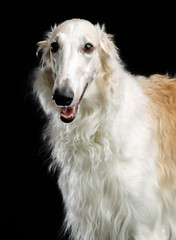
[{"xmin": 33, "ymin": 19, "xmax": 176, "ymax": 240}]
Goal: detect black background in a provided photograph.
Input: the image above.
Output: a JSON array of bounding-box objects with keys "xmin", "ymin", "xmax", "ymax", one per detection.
[{"xmin": 3, "ymin": 2, "xmax": 175, "ymax": 240}]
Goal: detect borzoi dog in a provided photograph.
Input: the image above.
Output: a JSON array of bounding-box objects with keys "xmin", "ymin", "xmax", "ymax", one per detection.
[{"xmin": 33, "ymin": 19, "xmax": 176, "ymax": 240}]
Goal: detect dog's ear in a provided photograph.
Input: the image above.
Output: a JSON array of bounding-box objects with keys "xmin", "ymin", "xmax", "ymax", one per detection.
[
  {"xmin": 96, "ymin": 24, "xmax": 119, "ymax": 73},
  {"xmin": 96, "ymin": 24, "xmax": 116, "ymax": 55},
  {"xmin": 36, "ymin": 40, "xmax": 50, "ymax": 66},
  {"xmin": 36, "ymin": 25, "xmax": 58, "ymax": 67}
]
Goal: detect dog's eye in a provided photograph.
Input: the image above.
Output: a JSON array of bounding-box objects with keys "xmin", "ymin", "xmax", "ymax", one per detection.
[
  {"xmin": 51, "ymin": 42, "xmax": 59, "ymax": 53},
  {"xmin": 83, "ymin": 43, "xmax": 94, "ymax": 54}
]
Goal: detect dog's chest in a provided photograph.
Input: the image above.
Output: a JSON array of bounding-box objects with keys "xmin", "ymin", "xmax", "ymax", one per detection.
[
  {"xmin": 57, "ymin": 140, "xmax": 134, "ymax": 240},
  {"xmin": 58, "ymin": 154, "xmax": 121, "ymax": 229},
  {"xmin": 51, "ymin": 116, "xmax": 155, "ymax": 239},
  {"xmin": 56, "ymin": 128, "xmax": 128, "ymax": 225},
  {"xmin": 57, "ymin": 128, "xmax": 115, "ymax": 196}
]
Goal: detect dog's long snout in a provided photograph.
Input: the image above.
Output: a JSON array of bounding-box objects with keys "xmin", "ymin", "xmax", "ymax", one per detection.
[{"xmin": 53, "ymin": 87, "xmax": 74, "ymax": 106}]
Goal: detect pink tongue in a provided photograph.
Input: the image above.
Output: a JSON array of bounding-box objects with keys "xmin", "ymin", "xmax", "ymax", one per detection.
[{"xmin": 61, "ymin": 106, "xmax": 73, "ymax": 115}]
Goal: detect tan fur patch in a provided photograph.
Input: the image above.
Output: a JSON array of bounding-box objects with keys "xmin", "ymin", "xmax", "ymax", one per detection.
[{"xmin": 140, "ymin": 74, "xmax": 176, "ymax": 188}]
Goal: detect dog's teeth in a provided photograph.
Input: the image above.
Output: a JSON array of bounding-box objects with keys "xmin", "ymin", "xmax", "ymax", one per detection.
[{"xmin": 60, "ymin": 105, "xmax": 76, "ymax": 119}]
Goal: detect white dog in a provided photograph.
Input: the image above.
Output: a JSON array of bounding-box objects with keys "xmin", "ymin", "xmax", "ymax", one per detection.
[{"xmin": 33, "ymin": 19, "xmax": 176, "ymax": 240}]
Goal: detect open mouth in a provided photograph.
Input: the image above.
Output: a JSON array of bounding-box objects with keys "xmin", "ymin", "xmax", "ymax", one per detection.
[
  {"xmin": 59, "ymin": 104, "xmax": 78, "ymax": 123},
  {"xmin": 58, "ymin": 83, "xmax": 88, "ymax": 123}
]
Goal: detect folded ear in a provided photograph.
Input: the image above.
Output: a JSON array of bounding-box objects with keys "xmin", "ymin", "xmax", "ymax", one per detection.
[
  {"xmin": 36, "ymin": 24, "xmax": 58, "ymax": 67},
  {"xmin": 95, "ymin": 23, "xmax": 119, "ymax": 73},
  {"xmin": 36, "ymin": 40, "xmax": 50, "ymax": 66}
]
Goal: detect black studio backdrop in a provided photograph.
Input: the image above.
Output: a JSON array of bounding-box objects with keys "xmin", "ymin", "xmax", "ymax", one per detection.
[{"xmin": 4, "ymin": 2, "xmax": 175, "ymax": 240}]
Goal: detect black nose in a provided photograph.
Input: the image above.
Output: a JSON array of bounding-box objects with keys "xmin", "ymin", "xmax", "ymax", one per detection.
[{"xmin": 52, "ymin": 88, "xmax": 74, "ymax": 106}]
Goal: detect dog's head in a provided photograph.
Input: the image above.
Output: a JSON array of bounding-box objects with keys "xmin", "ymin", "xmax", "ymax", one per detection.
[{"xmin": 36, "ymin": 19, "xmax": 118, "ymax": 123}]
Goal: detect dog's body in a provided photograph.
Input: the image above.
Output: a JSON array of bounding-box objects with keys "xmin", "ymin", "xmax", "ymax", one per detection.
[{"xmin": 33, "ymin": 19, "xmax": 176, "ymax": 240}]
